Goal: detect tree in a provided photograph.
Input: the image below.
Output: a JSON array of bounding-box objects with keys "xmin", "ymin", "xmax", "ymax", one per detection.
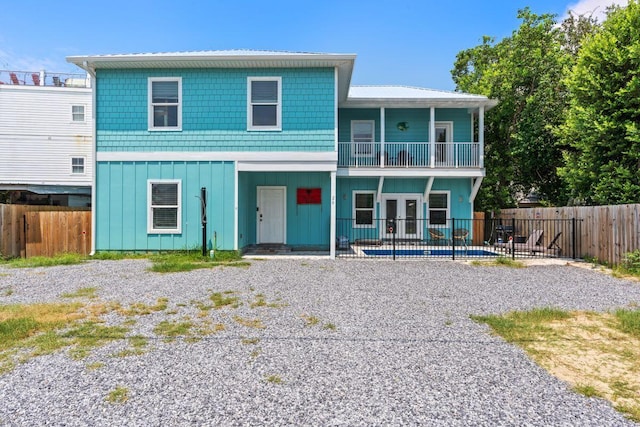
[
  {"xmin": 452, "ymin": 8, "xmax": 597, "ymax": 211},
  {"xmin": 559, "ymin": 1, "xmax": 640, "ymax": 205}
]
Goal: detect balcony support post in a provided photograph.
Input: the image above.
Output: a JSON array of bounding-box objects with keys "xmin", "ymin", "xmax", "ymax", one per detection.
[
  {"xmin": 429, "ymin": 107, "xmax": 435, "ymax": 168},
  {"xmin": 380, "ymin": 107, "xmax": 385, "ymax": 168},
  {"xmin": 479, "ymin": 106, "xmax": 485, "ymax": 168}
]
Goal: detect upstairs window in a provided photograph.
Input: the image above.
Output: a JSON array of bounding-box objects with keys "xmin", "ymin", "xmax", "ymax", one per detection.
[
  {"xmin": 149, "ymin": 78, "xmax": 182, "ymax": 130},
  {"xmin": 351, "ymin": 120, "xmax": 375, "ymax": 157},
  {"xmin": 72, "ymin": 105, "xmax": 85, "ymax": 122},
  {"xmin": 248, "ymin": 77, "xmax": 281, "ymax": 130},
  {"xmin": 71, "ymin": 157, "xmax": 85, "ymax": 174},
  {"xmin": 148, "ymin": 180, "xmax": 182, "ymax": 234}
]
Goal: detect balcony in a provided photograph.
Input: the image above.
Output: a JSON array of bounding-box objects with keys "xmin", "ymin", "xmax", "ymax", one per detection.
[{"xmin": 337, "ymin": 142, "xmax": 482, "ymax": 169}]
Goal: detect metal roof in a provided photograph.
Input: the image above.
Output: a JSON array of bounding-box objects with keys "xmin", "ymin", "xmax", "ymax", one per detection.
[
  {"xmin": 66, "ymin": 50, "xmax": 356, "ymax": 101},
  {"xmin": 343, "ymin": 85, "xmax": 498, "ymax": 109}
]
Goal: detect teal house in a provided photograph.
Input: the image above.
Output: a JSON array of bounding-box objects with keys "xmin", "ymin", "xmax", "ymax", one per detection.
[{"xmin": 67, "ymin": 50, "xmax": 497, "ymax": 258}]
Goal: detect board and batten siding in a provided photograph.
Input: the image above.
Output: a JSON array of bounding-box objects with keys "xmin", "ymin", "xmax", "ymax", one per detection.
[
  {"xmin": 0, "ymin": 85, "xmax": 93, "ymax": 185},
  {"xmin": 95, "ymin": 68, "xmax": 336, "ymax": 152},
  {"xmin": 95, "ymin": 160, "xmax": 235, "ymax": 251}
]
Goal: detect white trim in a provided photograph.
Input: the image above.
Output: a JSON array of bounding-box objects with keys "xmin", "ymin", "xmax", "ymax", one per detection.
[
  {"xmin": 238, "ymin": 161, "xmax": 336, "ymax": 172},
  {"xmin": 234, "ymin": 162, "xmax": 239, "ymax": 251},
  {"xmin": 337, "ymin": 168, "xmax": 484, "ymax": 178},
  {"xmin": 479, "ymin": 106, "xmax": 485, "ymax": 168},
  {"xmin": 256, "ymin": 186, "xmax": 287, "ymax": 244},
  {"xmin": 469, "ymin": 177, "xmax": 483, "ymax": 203},
  {"xmin": 423, "ymin": 176, "xmax": 434, "ymax": 201},
  {"xmin": 148, "ymin": 77, "xmax": 182, "ymax": 131},
  {"xmin": 352, "ymin": 190, "xmax": 376, "ymax": 228},
  {"xmin": 380, "ymin": 108, "xmax": 385, "ymax": 168},
  {"xmin": 70, "ymin": 156, "xmax": 86, "ymax": 175},
  {"xmin": 330, "ymin": 171, "xmax": 336, "ymax": 259},
  {"xmin": 427, "ymin": 190, "xmax": 450, "ymax": 226},
  {"xmin": 247, "ymin": 76, "xmax": 282, "ymax": 131},
  {"xmin": 334, "ymin": 67, "xmax": 339, "ymax": 153},
  {"xmin": 97, "ymin": 151, "xmax": 337, "ymax": 162},
  {"xmin": 147, "ymin": 179, "xmax": 182, "ymax": 234},
  {"xmin": 429, "ymin": 107, "xmax": 435, "ymax": 167},
  {"xmin": 350, "ymin": 120, "xmax": 375, "ymax": 158},
  {"xmin": 376, "ymin": 176, "xmax": 384, "ymax": 203}
]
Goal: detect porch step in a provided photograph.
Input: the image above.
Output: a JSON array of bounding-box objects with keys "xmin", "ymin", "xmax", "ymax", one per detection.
[{"xmin": 247, "ymin": 244, "xmax": 292, "ymax": 255}]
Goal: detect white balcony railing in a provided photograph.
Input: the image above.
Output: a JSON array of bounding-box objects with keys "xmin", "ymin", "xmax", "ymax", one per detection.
[{"xmin": 337, "ymin": 142, "xmax": 481, "ymax": 169}]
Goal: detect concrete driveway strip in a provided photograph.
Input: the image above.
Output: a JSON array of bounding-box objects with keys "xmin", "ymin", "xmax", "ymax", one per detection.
[{"xmin": 0, "ymin": 259, "xmax": 638, "ymax": 426}]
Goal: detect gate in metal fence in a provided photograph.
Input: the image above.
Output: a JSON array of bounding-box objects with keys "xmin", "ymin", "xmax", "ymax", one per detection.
[{"xmin": 336, "ymin": 218, "xmax": 582, "ymax": 260}]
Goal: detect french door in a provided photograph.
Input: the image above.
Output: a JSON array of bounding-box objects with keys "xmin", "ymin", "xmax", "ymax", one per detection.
[{"xmin": 381, "ymin": 195, "xmax": 422, "ymax": 240}]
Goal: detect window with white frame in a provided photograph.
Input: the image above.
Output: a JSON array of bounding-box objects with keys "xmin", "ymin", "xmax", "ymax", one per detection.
[
  {"xmin": 248, "ymin": 77, "xmax": 281, "ymax": 130},
  {"xmin": 428, "ymin": 192, "xmax": 449, "ymax": 225},
  {"xmin": 148, "ymin": 78, "xmax": 182, "ymax": 130},
  {"xmin": 148, "ymin": 180, "xmax": 182, "ymax": 233},
  {"xmin": 353, "ymin": 191, "xmax": 376, "ymax": 227},
  {"xmin": 71, "ymin": 157, "xmax": 85, "ymax": 174},
  {"xmin": 72, "ymin": 105, "xmax": 85, "ymax": 122},
  {"xmin": 351, "ymin": 120, "xmax": 375, "ymax": 157}
]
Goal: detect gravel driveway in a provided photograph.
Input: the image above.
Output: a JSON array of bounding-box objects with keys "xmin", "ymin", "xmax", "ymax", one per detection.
[{"xmin": 1, "ymin": 259, "xmax": 639, "ymax": 426}]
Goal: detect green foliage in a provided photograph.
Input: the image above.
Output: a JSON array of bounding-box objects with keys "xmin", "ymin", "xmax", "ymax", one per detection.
[
  {"xmin": 614, "ymin": 308, "xmax": 640, "ymax": 337},
  {"xmin": 620, "ymin": 250, "xmax": 640, "ymax": 275},
  {"xmin": 148, "ymin": 251, "xmax": 248, "ymax": 273},
  {"xmin": 559, "ymin": 1, "xmax": 640, "ymax": 205},
  {"xmin": 6, "ymin": 253, "xmax": 85, "ymax": 268},
  {"xmin": 452, "ymin": 8, "xmax": 598, "ymax": 210},
  {"xmin": 471, "ymin": 307, "xmax": 571, "ymax": 343}
]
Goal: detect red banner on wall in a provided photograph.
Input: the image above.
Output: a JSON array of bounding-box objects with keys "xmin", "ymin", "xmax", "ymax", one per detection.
[{"xmin": 297, "ymin": 188, "xmax": 321, "ymax": 204}]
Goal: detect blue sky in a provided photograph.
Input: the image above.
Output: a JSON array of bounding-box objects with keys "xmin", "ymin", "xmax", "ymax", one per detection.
[{"xmin": 0, "ymin": 0, "xmax": 627, "ymax": 90}]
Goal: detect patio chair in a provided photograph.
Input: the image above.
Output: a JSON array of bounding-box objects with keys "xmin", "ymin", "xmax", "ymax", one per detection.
[
  {"xmin": 532, "ymin": 231, "xmax": 563, "ymax": 257},
  {"xmin": 428, "ymin": 228, "xmax": 446, "ymax": 245},
  {"xmin": 452, "ymin": 228, "xmax": 469, "ymax": 248},
  {"xmin": 496, "ymin": 229, "xmax": 544, "ymax": 254}
]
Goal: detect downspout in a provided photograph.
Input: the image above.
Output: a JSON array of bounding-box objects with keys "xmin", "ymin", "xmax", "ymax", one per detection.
[{"xmin": 83, "ymin": 61, "xmax": 97, "ymax": 256}]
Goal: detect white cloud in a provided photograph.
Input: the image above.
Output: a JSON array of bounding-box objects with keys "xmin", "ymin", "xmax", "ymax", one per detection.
[{"xmin": 564, "ymin": 0, "xmax": 630, "ymax": 21}]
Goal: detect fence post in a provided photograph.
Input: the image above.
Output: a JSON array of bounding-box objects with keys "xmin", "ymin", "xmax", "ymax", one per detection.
[
  {"xmin": 452, "ymin": 218, "xmax": 456, "ymax": 261},
  {"xmin": 511, "ymin": 217, "xmax": 516, "ymax": 260},
  {"xmin": 572, "ymin": 218, "xmax": 576, "ymax": 260}
]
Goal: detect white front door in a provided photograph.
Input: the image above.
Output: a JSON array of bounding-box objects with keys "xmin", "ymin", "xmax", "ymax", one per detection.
[
  {"xmin": 257, "ymin": 186, "xmax": 286, "ymax": 244},
  {"xmin": 381, "ymin": 195, "xmax": 422, "ymax": 240}
]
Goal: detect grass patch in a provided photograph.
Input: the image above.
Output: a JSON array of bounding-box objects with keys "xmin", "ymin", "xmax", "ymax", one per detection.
[
  {"xmin": 241, "ymin": 337, "xmax": 260, "ymax": 345},
  {"xmin": 210, "ymin": 291, "xmax": 241, "ymax": 309},
  {"xmin": 249, "ymin": 293, "xmax": 286, "ymax": 309},
  {"xmin": 148, "ymin": 251, "xmax": 249, "ymax": 273},
  {"xmin": 473, "ymin": 308, "xmax": 640, "ymax": 422},
  {"xmin": 91, "ymin": 252, "xmax": 148, "ymax": 260},
  {"xmin": 470, "ymin": 256, "xmax": 525, "ymax": 268},
  {"xmin": 323, "ymin": 322, "xmax": 337, "ymax": 331},
  {"xmin": 300, "ymin": 314, "xmax": 320, "ymax": 327},
  {"xmin": 61, "ymin": 287, "xmax": 98, "ymax": 299},
  {"xmin": 265, "ymin": 374, "xmax": 283, "ymax": 384},
  {"xmin": 86, "ymin": 361, "xmax": 105, "ymax": 370},
  {"xmin": 105, "ymin": 386, "xmax": 129, "ymax": 404},
  {"xmin": 5, "ymin": 253, "xmax": 85, "ymax": 268},
  {"xmin": 118, "ymin": 298, "xmax": 168, "ymax": 316},
  {"xmin": 153, "ymin": 320, "xmax": 194, "ymax": 341}
]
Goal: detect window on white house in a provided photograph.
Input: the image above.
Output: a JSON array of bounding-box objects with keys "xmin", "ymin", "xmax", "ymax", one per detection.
[
  {"xmin": 351, "ymin": 120, "xmax": 375, "ymax": 157},
  {"xmin": 428, "ymin": 193, "xmax": 449, "ymax": 225},
  {"xmin": 148, "ymin": 180, "xmax": 182, "ymax": 233},
  {"xmin": 248, "ymin": 77, "xmax": 281, "ymax": 130},
  {"xmin": 72, "ymin": 105, "xmax": 85, "ymax": 122},
  {"xmin": 71, "ymin": 157, "xmax": 85, "ymax": 174},
  {"xmin": 149, "ymin": 78, "xmax": 182, "ymax": 130},
  {"xmin": 353, "ymin": 191, "xmax": 375, "ymax": 227}
]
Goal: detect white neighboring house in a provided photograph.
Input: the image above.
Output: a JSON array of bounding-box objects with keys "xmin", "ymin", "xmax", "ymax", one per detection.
[{"xmin": 0, "ymin": 70, "xmax": 92, "ymax": 206}]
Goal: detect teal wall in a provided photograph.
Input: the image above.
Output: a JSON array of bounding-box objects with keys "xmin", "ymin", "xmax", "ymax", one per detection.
[
  {"xmin": 238, "ymin": 172, "xmax": 331, "ymax": 248},
  {"xmin": 95, "ymin": 67, "xmax": 335, "ymax": 152},
  {"xmin": 96, "ymin": 161, "xmax": 235, "ymax": 251},
  {"xmin": 336, "ymin": 177, "xmax": 473, "ymax": 240},
  {"xmin": 338, "ymin": 108, "xmax": 473, "ymax": 142}
]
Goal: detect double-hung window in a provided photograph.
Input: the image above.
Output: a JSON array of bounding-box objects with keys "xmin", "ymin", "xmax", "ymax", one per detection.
[
  {"xmin": 71, "ymin": 157, "xmax": 85, "ymax": 174},
  {"xmin": 148, "ymin": 180, "xmax": 182, "ymax": 234},
  {"xmin": 351, "ymin": 121, "xmax": 375, "ymax": 157},
  {"xmin": 353, "ymin": 191, "xmax": 376, "ymax": 227},
  {"xmin": 428, "ymin": 192, "xmax": 449, "ymax": 225},
  {"xmin": 248, "ymin": 77, "xmax": 281, "ymax": 130},
  {"xmin": 72, "ymin": 105, "xmax": 85, "ymax": 122},
  {"xmin": 149, "ymin": 77, "xmax": 182, "ymax": 130}
]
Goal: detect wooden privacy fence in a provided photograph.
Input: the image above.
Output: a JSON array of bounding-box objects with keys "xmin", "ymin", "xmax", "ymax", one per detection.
[
  {"xmin": 498, "ymin": 204, "xmax": 640, "ymax": 266},
  {"xmin": 0, "ymin": 204, "xmax": 91, "ymax": 258}
]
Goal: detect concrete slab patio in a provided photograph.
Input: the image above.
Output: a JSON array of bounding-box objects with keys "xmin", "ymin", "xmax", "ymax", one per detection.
[{"xmin": 0, "ymin": 259, "xmax": 638, "ymax": 426}]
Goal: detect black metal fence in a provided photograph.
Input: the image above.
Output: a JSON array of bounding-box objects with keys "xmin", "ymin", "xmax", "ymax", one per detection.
[{"xmin": 336, "ymin": 218, "xmax": 582, "ymax": 260}]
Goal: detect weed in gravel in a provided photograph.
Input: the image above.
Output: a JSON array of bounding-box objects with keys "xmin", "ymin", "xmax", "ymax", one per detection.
[
  {"xmin": 118, "ymin": 298, "xmax": 168, "ymax": 316},
  {"xmin": 233, "ymin": 316, "xmax": 265, "ymax": 329},
  {"xmin": 210, "ymin": 291, "xmax": 241, "ymax": 309},
  {"xmin": 61, "ymin": 287, "xmax": 98, "ymax": 299},
  {"xmin": 301, "ymin": 314, "xmax": 320, "ymax": 327},
  {"xmin": 323, "ymin": 323, "xmax": 337, "ymax": 331},
  {"xmin": 265, "ymin": 374, "xmax": 283, "ymax": 384},
  {"xmin": 249, "ymin": 293, "xmax": 286, "ymax": 309},
  {"xmin": 105, "ymin": 386, "xmax": 129, "ymax": 404},
  {"xmin": 470, "ymin": 257, "xmax": 525, "ymax": 268},
  {"xmin": 154, "ymin": 320, "xmax": 194, "ymax": 341},
  {"xmin": 86, "ymin": 361, "xmax": 105, "ymax": 370},
  {"xmin": 148, "ymin": 251, "xmax": 249, "ymax": 273},
  {"xmin": 1, "ymin": 288, "xmax": 13, "ymax": 297},
  {"xmin": 241, "ymin": 337, "xmax": 260, "ymax": 345}
]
